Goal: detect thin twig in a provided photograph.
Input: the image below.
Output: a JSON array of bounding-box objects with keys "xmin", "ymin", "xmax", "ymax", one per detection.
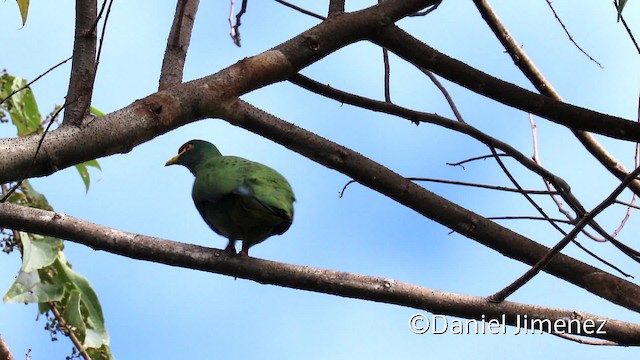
[
  {"xmin": 48, "ymin": 303, "xmax": 90, "ymax": 360},
  {"xmin": 552, "ymin": 332, "xmax": 619, "ymax": 346},
  {"xmin": 544, "ymin": 0, "xmax": 603, "ymax": 68},
  {"xmin": 489, "ymin": 165, "xmax": 640, "ymax": 303},
  {"xmin": 614, "ymin": 0, "xmax": 640, "ymax": 54},
  {"xmin": 0, "ymin": 56, "xmax": 72, "ymax": 107},
  {"xmin": 446, "ymin": 153, "xmax": 510, "ymax": 170},
  {"xmin": 417, "ymin": 67, "xmax": 465, "ymax": 122},
  {"xmin": 488, "ymin": 216, "xmax": 572, "ymax": 224},
  {"xmin": 274, "ymin": 0, "xmax": 326, "ymax": 20},
  {"xmin": 95, "ymin": 0, "xmax": 115, "ymax": 74}
]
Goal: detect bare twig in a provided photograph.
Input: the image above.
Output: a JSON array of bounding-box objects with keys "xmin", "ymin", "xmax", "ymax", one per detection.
[
  {"xmin": 489, "ymin": 166, "xmax": 640, "ymax": 303},
  {"xmin": 95, "ymin": 0, "xmax": 115, "ymax": 74},
  {"xmin": 1, "ymin": 202, "xmax": 640, "ymax": 345},
  {"xmin": 417, "ymin": 67, "xmax": 465, "ymax": 122},
  {"xmin": 488, "ymin": 216, "xmax": 573, "ymax": 224},
  {"xmin": 544, "ymin": 0, "xmax": 603, "ymax": 68},
  {"xmin": 614, "ymin": 0, "xmax": 640, "ymax": 54},
  {"xmin": 0, "ymin": 56, "xmax": 72, "ymax": 107},
  {"xmin": 447, "ymin": 154, "xmax": 509, "ymax": 170},
  {"xmin": 274, "ymin": 0, "xmax": 325, "ymax": 20},
  {"xmin": 48, "ymin": 303, "xmax": 90, "ymax": 360},
  {"xmin": 229, "ymin": 0, "xmax": 249, "ymax": 46}
]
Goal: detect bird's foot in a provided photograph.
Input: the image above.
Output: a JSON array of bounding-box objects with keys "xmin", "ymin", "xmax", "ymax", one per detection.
[{"xmin": 224, "ymin": 243, "xmax": 237, "ymax": 256}]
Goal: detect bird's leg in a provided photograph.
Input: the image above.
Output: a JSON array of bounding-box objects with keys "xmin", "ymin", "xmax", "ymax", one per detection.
[
  {"xmin": 239, "ymin": 242, "xmax": 250, "ymax": 257},
  {"xmin": 224, "ymin": 239, "xmax": 237, "ymax": 256}
]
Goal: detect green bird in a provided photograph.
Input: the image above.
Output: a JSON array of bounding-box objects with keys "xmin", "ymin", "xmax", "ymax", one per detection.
[{"xmin": 165, "ymin": 140, "xmax": 295, "ymax": 256}]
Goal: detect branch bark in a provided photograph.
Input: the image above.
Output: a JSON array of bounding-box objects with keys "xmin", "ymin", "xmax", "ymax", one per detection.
[
  {"xmin": 63, "ymin": 0, "xmax": 97, "ymax": 126},
  {"xmin": 159, "ymin": 0, "xmax": 200, "ymax": 90},
  {"xmin": 0, "ymin": 202, "xmax": 639, "ymax": 345}
]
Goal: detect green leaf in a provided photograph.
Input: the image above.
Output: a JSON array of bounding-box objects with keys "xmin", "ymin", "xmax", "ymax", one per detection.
[
  {"xmin": 51, "ymin": 254, "xmax": 110, "ymax": 349},
  {"xmin": 16, "ymin": 0, "xmax": 29, "ymax": 25},
  {"xmin": 20, "ymin": 232, "xmax": 64, "ymax": 272},
  {"xmin": 90, "ymin": 106, "xmax": 105, "ymax": 117},
  {"xmin": 75, "ymin": 159, "xmax": 102, "ymax": 192},
  {"xmin": 0, "ymin": 75, "xmax": 42, "ymax": 136},
  {"xmin": 3, "ymin": 269, "xmax": 65, "ymax": 304},
  {"xmin": 20, "ymin": 179, "xmax": 53, "ymax": 210}
]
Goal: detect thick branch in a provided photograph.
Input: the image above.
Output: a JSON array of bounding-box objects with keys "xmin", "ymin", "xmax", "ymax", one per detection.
[
  {"xmin": 159, "ymin": 0, "xmax": 200, "ymax": 90},
  {"xmin": 0, "ymin": 202, "xmax": 639, "ymax": 345},
  {"xmin": 371, "ymin": 26, "xmax": 640, "ymax": 142},
  {"xmin": 63, "ymin": 1, "xmax": 97, "ymax": 126}
]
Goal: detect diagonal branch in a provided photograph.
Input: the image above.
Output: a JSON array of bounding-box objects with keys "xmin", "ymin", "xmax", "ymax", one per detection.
[
  {"xmin": 159, "ymin": 0, "xmax": 200, "ymax": 90},
  {"xmin": 0, "ymin": 202, "xmax": 639, "ymax": 345}
]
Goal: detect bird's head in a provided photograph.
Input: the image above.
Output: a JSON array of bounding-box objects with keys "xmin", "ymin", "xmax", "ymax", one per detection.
[{"xmin": 165, "ymin": 140, "xmax": 222, "ymax": 175}]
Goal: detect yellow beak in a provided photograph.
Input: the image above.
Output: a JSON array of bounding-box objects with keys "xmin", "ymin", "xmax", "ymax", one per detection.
[{"xmin": 165, "ymin": 149, "xmax": 186, "ymax": 166}]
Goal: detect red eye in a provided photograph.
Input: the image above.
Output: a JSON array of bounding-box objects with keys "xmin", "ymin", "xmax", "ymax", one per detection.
[{"xmin": 178, "ymin": 143, "xmax": 194, "ymax": 153}]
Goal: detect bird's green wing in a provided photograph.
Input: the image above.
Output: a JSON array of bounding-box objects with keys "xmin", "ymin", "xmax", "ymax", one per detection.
[{"xmin": 192, "ymin": 156, "xmax": 294, "ymax": 218}]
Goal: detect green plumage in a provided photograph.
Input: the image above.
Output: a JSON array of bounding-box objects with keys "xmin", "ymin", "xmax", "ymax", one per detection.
[{"xmin": 165, "ymin": 140, "xmax": 295, "ymax": 256}]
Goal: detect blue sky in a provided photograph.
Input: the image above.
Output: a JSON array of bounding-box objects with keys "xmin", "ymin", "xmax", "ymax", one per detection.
[{"xmin": 1, "ymin": 0, "xmax": 640, "ymax": 358}]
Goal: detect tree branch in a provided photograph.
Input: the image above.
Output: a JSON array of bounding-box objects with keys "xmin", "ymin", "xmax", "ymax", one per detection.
[
  {"xmin": 159, "ymin": 0, "xmax": 200, "ymax": 90},
  {"xmin": 63, "ymin": 0, "xmax": 97, "ymax": 126},
  {"xmin": 0, "ymin": 202, "xmax": 639, "ymax": 345},
  {"xmin": 370, "ymin": 25, "xmax": 640, "ymax": 142}
]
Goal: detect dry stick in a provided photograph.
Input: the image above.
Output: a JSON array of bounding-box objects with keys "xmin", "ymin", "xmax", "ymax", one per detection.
[
  {"xmin": 447, "ymin": 153, "xmax": 510, "ymax": 170},
  {"xmin": 95, "ymin": 0, "xmax": 115, "ymax": 75},
  {"xmin": 48, "ymin": 303, "xmax": 90, "ymax": 360},
  {"xmin": 339, "ymin": 177, "xmax": 555, "ymax": 197},
  {"xmin": 1, "ymin": 202, "xmax": 640, "ymax": 345},
  {"xmin": 489, "ymin": 216, "xmax": 573, "ymax": 224},
  {"xmin": 274, "ymin": 0, "xmax": 326, "ymax": 20},
  {"xmin": 544, "ymin": 0, "xmax": 603, "ymax": 68},
  {"xmin": 616, "ymin": 199, "xmax": 640, "ymax": 211},
  {"xmin": 552, "ymin": 332, "xmax": 618, "ymax": 346},
  {"xmin": 489, "ymin": 166, "xmax": 640, "ymax": 303},
  {"xmin": 229, "ymin": 0, "xmax": 249, "ymax": 47},
  {"xmin": 615, "ymin": 0, "xmax": 640, "ymax": 54},
  {"xmin": 159, "ymin": 0, "xmax": 200, "ymax": 90},
  {"xmin": 0, "ymin": 57, "xmax": 72, "ymax": 106},
  {"xmin": 63, "ymin": 1, "xmax": 97, "ymax": 126},
  {"xmin": 472, "ymin": 0, "xmax": 640, "ymax": 198},
  {"xmin": 417, "ymin": 67, "xmax": 465, "ymax": 123}
]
